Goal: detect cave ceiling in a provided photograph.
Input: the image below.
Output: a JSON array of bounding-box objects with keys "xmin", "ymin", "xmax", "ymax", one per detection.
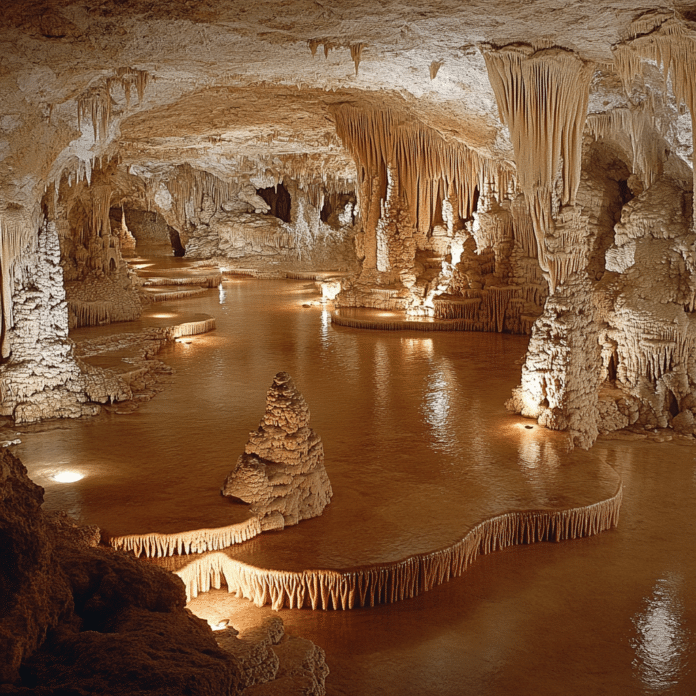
[{"xmin": 0, "ymin": 0, "xmax": 693, "ymax": 207}]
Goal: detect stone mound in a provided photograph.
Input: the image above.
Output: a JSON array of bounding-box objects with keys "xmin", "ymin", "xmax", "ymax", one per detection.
[{"xmin": 221, "ymin": 372, "xmax": 332, "ymax": 528}]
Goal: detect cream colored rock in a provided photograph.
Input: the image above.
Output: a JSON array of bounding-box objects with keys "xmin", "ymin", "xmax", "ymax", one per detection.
[{"xmin": 222, "ymin": 372, "xmax": 332, "ymax": 527}]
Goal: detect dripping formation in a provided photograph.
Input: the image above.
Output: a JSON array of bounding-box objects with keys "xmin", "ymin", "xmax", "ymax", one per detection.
[{"xmin": 161, "ymin": 484, "xmax": 623, "ymax": 607}]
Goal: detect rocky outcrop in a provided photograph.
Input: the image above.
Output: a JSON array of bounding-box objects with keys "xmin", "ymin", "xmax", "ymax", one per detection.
[
  {"xmin": 216, "ymin": 616, "xmax": 329, "ymax": 696},
  {"xmin": 0, "ymin": 446, "xmax": 330, "ymax": 695},
  {"xmin": 222, "ymin": 372, "xmax": 332, "ymax": 529}
]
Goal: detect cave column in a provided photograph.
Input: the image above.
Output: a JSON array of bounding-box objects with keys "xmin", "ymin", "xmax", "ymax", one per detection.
[
  {"xmin": 0, "ymin": 214, "xmax": 93, "ymax": 423},
  {"xmin": 483, "ymin": 43, "xmax": 600, "ymax": 446}
]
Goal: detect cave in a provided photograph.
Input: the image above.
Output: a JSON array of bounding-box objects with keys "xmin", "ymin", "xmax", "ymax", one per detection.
[{"xmin": 2, "ymin": 2, "xmax": 696, "ymax": 695}]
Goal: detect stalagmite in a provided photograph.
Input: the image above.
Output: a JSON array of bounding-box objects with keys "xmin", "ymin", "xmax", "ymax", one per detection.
[
  {"xmin": 164, "ymin": 484, "xmax": 623, "ymax": 605},
  {"xmin": 221, "ymin": 372, "xmax": 333, "ymax": 528}
]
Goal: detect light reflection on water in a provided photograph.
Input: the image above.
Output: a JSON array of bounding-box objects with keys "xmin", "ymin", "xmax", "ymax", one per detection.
[
  {"xmin": 632, "ymin": 574, "xmax": 692, "ymax": 693},
  {"xmin": 18, "ymin": 275, "xmax": 618, "ymax": 567}
]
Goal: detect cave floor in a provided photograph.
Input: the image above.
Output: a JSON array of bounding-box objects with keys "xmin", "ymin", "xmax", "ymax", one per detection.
[{"xmin": 13, "ymin": 255, "xmax": 696, "ymax": 695}]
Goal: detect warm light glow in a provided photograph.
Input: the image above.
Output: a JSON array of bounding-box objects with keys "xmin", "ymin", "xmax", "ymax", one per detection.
[
  {"xmin": 320, "ymin": 280, "xmax": 341, "ymax": 302},
  {"xmin": 152, "ymin": 313, "xmax": 176, "ymax": 319},
  {"xmin": 53, "ymin": 470, "xmax": 84, "ymax": 483},
  {"xmin": 209, "ymin": 620, "xmax": 229, "ymax": 631}
]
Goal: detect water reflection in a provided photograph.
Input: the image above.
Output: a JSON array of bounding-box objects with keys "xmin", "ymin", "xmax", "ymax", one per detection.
[
  {"xmin": 422, "ymin": 360, "xmax": 459, "ymax": 455},
  {"xmin": 631, "ymin": 574, "xmax": 692, "ymax": 692}
]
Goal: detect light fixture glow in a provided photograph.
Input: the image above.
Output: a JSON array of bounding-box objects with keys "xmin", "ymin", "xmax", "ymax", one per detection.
[
  {"xmin": 53, "ymin": 470, "xmax": 84, "ymax": 483},
  {"xmin": 210, "ymin": 620, "xmax": 229, "ymax": 631}
]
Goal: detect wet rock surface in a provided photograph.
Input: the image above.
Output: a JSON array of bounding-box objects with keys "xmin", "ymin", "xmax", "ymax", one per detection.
[{"xmin": 0, "ymin": 448, "xmax": 328, "ymax": 696}]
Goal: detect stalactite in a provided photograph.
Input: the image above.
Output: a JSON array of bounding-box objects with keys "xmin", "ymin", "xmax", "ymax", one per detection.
[
  {"xmin": 350, "ymin": 43, "xmax": 365, "ymax": 75},
  {"xmin": 612, "ymin": 12, "xmax": 696, "ymax": 224},
  {"xmin": 429, "ymin": 60, "xmax": 444, "ymax": 80},
  {"xmin": 0, "ymin": 214, "xmax": 37, "ymax": 357},
  {"xmin": 163, "ymin": 485, "xmax": 623, "ymax": 605},
  {"xmin": 332, "ymin": 104, "xmax": 515, "ymax": 236},
  {"xmin": 586, "ymin": 103, "xmax": 663, "ymax": 187},
  {"xmin": 482, "ymin": 44, "xmax": 593, "ymax": 289},
  {"xmin": 90, "ymin": 185, "xmax": 112, "ymax": 239},
  {"xmin": 106, "ymin": 517, "xmax": 263, "ymax": 558},
  {"xmin": 510, "ymin": 196, "xmax": 537, "ymax": 258},
  {"xmin": 433, "ymin": 297, "xmax": 481, "ymax": 320},
  {"xmin": 77, "ymin": 69, "xmax": 149, "ymax": 141},
  {"xmin": 485, "ymin": 286, "xmax": 522, "ymax": 333},
  {"xmin": 68, "ymin": 300, "xmax": 114, "ymax": 328},
  {"xmin": 166, "ymin": 164, "xmax": 241, "ymax": 228}
]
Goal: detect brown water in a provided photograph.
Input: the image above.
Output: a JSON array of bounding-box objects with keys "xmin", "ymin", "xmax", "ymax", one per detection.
[
  {"xmin": 14, "ymin": 259, "xmax": 696, "ymax": 694},
  {"xmin": 20, "ymin": 274, "xmax": 615, "ymax": 566},
  {"xmin": 191, "ymin": 440, "xmax": 696, "ymax": 696}
]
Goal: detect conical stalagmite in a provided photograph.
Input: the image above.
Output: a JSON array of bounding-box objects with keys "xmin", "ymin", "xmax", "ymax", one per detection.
[{"xmin": 222, "ymin": 372, "xmax": 333, "ymax": 528}]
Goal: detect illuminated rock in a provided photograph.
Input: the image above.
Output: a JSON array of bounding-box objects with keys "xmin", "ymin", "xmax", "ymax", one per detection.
[{"xmin": 222, "ymin": 372, "xmax": 332, "ymax": 528}]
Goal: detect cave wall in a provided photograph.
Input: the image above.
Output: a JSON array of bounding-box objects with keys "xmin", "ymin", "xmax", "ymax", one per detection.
[{"xmin": 1, "ymin": 3, "xmax": 696, "ymax": 443}]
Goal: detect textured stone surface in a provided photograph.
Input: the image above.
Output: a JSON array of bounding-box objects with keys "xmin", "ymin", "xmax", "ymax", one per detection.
[
  {"xmin": 222, "ymin": 372, "xmax": 332, "ymax": 527},
  {"xmin": 3, "ymin": 3, "xmax": 696, "ymax": 444},
  {"xmin": 0, "ymin": 448, "xmax": 330, "ymax": 696}
]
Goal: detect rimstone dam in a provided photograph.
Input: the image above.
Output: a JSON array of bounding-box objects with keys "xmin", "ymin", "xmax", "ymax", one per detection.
[{"xmin": 1, "ymin": 2, "xmax": 696, "ymax": 695}]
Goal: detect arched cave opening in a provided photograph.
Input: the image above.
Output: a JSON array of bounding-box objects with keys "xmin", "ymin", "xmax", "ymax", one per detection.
[
  {"xmin": 320, "ymin": 192, "xmax": 356, "ymax": 228},
  {"xmin": 109, "ymin": 208, "xmax": 184, "ymax": 256},
  {"xmin": 256, "ymin": 183, "xmax": 291, "ymax": 223}
]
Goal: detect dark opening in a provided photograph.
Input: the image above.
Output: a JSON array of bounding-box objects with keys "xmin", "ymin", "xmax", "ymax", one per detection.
[
  {"xmin": 168, "ymin": 226, "xmax": 185, "ymax": 256},
  {"xmin": 617, "ymin": 179, "xmax": 635, "ymax": 208},
  {"xmin": 667, "ymin": 390, "xmax": 680, "ymax": 418},
  {"xmin": 108, "ymin": 258, "xmax": 116, "ymax": 272},
  {"xmin": 320, "ymin": 193, "xmax": 356, "ymax": 228},
  {"xmin": 607, "ymin": 352, "xmax": 618, "ymax": 382},
  {"xmin": 257, "ymin": 183, "xmax": 291, "ymax": 223},
  {"xmin": 431, "ymin": 187, "xmax": 445, "ymax": 228},
  {"xmin": 468, "ymin": 186, "xmax": 480, "ymax": 220}
]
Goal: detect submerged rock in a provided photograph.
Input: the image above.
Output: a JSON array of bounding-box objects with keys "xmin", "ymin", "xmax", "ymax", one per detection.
[{"xmin": 222, "ymin": 372, "xmax": 333, "ymax": 528}]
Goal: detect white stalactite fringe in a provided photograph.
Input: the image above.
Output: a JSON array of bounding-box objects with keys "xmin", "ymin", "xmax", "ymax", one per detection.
[
  {"xmin": 77, "ymin": 69, "xmax": 149, "ymax": 141},
  {"xmin": 612, "ymin": 12, "xmax": 696, "ymax": 226},
  {"xmin": 145, "ymin": 288, "xmax": 207, "ymax": 303},
  {"xmin": 482, "ymin": 44, "xmax": 593, "ymax": 290},
  {"xmin": 166, "ymin": 165, "xmax": 240, "ymax": 229},
  {"xmin": 105, "ymin": 517, "xmax": 263, "ymax": 558},
  {"xmin": 143, "ymin": 274, "xmax": 222, "ymax": 288},
  {"xmin": 332, "ymin": 104, "xmax": 515, "ymax": 235},
  {"xmin": 172, "ymin": 485, "xmax": 623, "ymax": 606},
  {"xmin": 330, "ymin": 310, "xmax": 474, "ymax": 332},
  {"xmin": 586, "ymin": 102, "xmax": 663, "ymax": 188},
  {"xmin": 170, "ymin": 318, "xmax": 217, "ymax": 338},
  {"xmin": 68, "ymin": 300, "xmax": 117, "ymax": 328}
]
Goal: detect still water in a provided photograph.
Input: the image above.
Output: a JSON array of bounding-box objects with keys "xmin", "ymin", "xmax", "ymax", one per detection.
[{"xmin": 15, "ymin": 266, "xmax": 696, "ymax": 695}]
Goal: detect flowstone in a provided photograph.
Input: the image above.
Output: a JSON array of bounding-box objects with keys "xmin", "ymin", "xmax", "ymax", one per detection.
[{"xmin": 221, "ymin": 372, "xmax": 332, "ymax": 529}]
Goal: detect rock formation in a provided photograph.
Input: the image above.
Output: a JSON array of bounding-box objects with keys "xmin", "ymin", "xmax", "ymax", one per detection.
[
  {"xmin": 222, "ymin": 372, "xmax": 332, "ymax": 529},
  {"xmin": 2, "ymin": 4, "xmax": 696, "ymax": 438},
  {"xmin": 0, "ymin": 446, "xmax": 329, "ymax": 695}
]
